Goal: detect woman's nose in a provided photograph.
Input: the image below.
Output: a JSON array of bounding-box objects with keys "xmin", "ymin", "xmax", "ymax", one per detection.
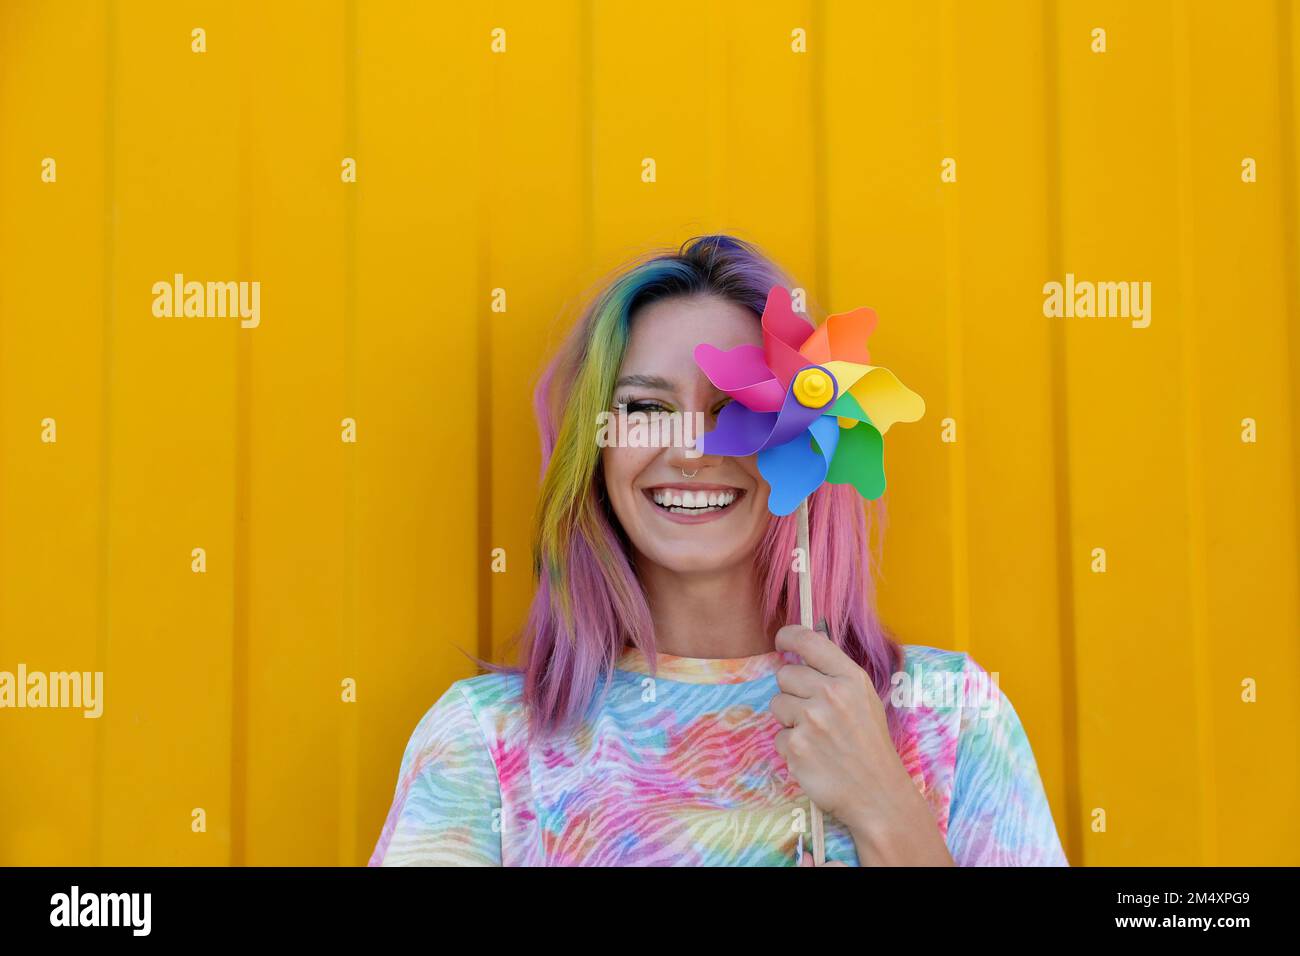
[{"xmin": 664, "ymin": 433, "xmax": 722, "ymax": 474}]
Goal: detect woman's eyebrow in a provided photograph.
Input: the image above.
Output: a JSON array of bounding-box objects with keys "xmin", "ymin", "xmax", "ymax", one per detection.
[{"xmin": 615, "ymin": 374, "xmax": 676, "ymax": 390}]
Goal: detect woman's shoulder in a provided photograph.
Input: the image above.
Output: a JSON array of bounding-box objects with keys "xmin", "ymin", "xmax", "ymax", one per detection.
[
  {"xmin": 895, "ymin": 642, "xmax": 1007, "ymax": 684},
  {"xmin": 894, "ymin": 642, "xmax": 977, "ymax": 686},
  {"xmin": 896, "ymin": 642, "xmax": 971, "ymax": 673},
  {"xmin": 891, "ymin": 642, "xmax": 1008, "ymax": 727},
  {"xmin": 451, "ymin": 669, "xmax": 526, "ymax": 712},
  {"xmin": 400, "ymin": 670, "xmax": 527, "ymax": 754}
]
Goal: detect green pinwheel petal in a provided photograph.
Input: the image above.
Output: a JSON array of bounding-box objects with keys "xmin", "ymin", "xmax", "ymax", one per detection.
[
  {"xmin": 826, "ymin": 418, "xmax": 886, "ymax": 499},
  {"xmin": 830, "ymin": 391, "xmax": 872, "ymax": 424}
]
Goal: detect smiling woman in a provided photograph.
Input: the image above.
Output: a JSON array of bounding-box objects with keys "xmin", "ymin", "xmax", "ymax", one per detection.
[{"xmin": 368, "ymin": 235, "xmax": 1068, "ymax": 867}]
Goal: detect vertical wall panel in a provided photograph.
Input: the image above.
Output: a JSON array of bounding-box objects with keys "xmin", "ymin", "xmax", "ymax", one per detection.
[
  {"xmin": 99, "ymin": 0, "xmax": 240, "ymax": 864},
  {"xmin": 1055, "ymin": 0, "xmax": 1201, "ymax": 864},
  {"xmin": 823, "ymin": 3, "xmax": 955, "ymax": 655},
  {"xmin": 353, "ymin": 1, "xmax": 484, "ymax": 865},
  {"xmin": 714, "ymin": 0, "xmax": 819, "ymax": 290},
  {"xmin": 1182, "ymin": 0, "xmax": 1300, "ymax": 864},
  {"xmin": 941, "ymin": 0, "xmax": 1074, "ymax": 859},
  {"xmin": 590, "ymin": 0, "xmax": 718, "ymax": 257},
  {"xmin": 242, "ymin": 0, "xmax": 348, "ymax": 865},
  {"xmin": 0, "ymin": 0, "xmax": 108, "ymax": 865},
  {"xmin": 483, "ymin": 1, "xmax": 587, "ymax": 664}
]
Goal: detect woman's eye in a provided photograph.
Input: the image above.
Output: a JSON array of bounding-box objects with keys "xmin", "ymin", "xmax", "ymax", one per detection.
[{"xmin": 616, "ymin": 398, "xmax": 670, "ymax": 414}]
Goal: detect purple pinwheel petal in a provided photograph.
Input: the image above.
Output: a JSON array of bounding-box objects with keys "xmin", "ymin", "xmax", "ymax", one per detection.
[
  {"xmin": 757, "ymin": 432, "xmax": 831, "ymax": 516},
  {"xmin": 764, "ymin": 365, "xmax": 839, "ymax": 448},
  {"xmin": 700, "ymin": 401, "xmax": 779, "ymax": 457},
  {"xmin": 700, "ymin": 365, "xmax": 841, "ymax": 458}
]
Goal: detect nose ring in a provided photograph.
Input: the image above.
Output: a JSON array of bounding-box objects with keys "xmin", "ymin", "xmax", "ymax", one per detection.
[{"xmin": 681, "ymin": 467, "xmax": 698, "ymax": 479}]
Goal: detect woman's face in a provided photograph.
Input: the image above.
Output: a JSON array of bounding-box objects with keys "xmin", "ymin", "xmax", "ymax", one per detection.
[{"xmin": 600, "ymin": 295, "xmax": 772, "ymax": 575}]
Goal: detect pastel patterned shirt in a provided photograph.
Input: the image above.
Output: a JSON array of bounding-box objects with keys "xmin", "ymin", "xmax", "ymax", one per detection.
[{"xmin": 369, "ymin": 643, "xmax": 1069, "ymax": 866}]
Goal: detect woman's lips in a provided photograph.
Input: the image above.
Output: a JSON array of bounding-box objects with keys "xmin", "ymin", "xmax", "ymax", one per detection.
[{"xmin": 641, "ymin": 486, "xmax": 745, "ymax": 524}]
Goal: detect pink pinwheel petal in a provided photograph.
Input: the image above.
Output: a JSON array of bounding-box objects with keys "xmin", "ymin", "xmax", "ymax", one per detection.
[
  {"xmin": 798, "ymin": 306, "xmax": 877, "ymax": 366},
  {"xmin": 761, "ymin": 286, "xmax": 815, "ymax": 387},
  {"xmin": 693, "ymin": 343, "xmax": 786, "ymax": 412}
]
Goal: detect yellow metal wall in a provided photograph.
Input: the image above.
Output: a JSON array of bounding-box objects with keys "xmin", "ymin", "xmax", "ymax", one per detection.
[{"xmin": 1, "ymin": 0, "xmax": 1297, "ymax": 866}]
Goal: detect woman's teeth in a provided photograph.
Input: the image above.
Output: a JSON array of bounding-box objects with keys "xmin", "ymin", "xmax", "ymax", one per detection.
[{"xmin": 650, "ymin": 489, "xmax": 738, "ymax": 514}]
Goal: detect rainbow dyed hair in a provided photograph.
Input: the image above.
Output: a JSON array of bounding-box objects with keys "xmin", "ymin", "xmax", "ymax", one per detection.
[{"xmin": 497, "ymin": 235, "xmax": 905, "ymax": 744}]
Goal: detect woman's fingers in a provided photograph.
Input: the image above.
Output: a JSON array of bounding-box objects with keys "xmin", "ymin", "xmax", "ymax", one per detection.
[
  {"xmin": 774, "ymin": 662, "xmax": 823, "ymax": 699},
  {"xmin": 769, "ymin": 692, "xmax": 803, "ymax": 727},
  {"xmin": 774, "ymin": 624, "xmax": 855, "ymax": 678}
]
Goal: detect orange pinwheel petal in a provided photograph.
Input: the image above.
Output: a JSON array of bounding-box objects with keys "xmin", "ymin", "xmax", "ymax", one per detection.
[{"xmin": 799, "ymin": 306, "xmax": 877, "ymax": 366}]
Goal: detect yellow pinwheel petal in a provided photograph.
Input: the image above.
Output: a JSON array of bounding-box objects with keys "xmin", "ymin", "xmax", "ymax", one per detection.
[
  {"xmin": 821, "ymin": 359, "xmax": 870, "ymax": 395},
  {"xmin": 847, "ymin": 366, "xmax": 925, "ymax": 434}
]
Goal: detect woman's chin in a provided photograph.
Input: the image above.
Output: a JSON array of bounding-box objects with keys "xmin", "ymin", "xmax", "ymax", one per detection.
[{"xmin": 641, "ymin": 548, "xmax": 746, "ymax": 575}]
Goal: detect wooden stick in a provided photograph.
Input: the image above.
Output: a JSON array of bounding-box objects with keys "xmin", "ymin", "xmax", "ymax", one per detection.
[{"xmin": 795, "ymin": 498, "xmax": 826, "ymax": 865}]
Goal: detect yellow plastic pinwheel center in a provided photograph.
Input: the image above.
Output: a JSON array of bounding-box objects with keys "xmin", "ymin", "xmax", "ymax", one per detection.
[{"xmin": 792, "ymin": 367, "xmax": 833, "ymax": 408}]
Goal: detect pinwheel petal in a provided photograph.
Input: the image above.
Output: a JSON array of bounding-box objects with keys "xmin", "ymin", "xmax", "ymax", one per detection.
[
  {"xmin": 825, "ymin": 417, "xmax": 886, "ymax": 499},
  {"xmin": 693, "ymin": 343, "xmax": 785, "ymax": 412},
  {"xmin": 798, "ymin": 306, "xmax": 877, "ymax": 366},
  {"xmin": 700, "ymin": 401, "xmax": 778, "ymax": 457},
  {"xmin": 807, "ymin": 414, "xmax": 841, "ymax": 462},
  {"xmin": 758, "ymin": 431, "xmax": 831, "ymax": 517},
  {"xmin": 820, "ymin": 359, "xmax": 870, "ymax": 395},
  {"xmin": 701, "ymin": 366, "xmax": 837, "ymax": 457},
  {"xmin": 829, "ymin": 391, "xmax": 870, "ymax": 429},
  {"xmin": 846, "ymin": 366, "xmax": 926, "ymax": 434},
  {"xmin": 761, "ymin": 286, "xmax": 815, "ymax": 388},
  {"xmin": 761, "ymin": 285, "xmax": 815, "ymax": 350},
  {"xmin": 767, "ymin": 366, "xmax": 837, "ymax": 447}
]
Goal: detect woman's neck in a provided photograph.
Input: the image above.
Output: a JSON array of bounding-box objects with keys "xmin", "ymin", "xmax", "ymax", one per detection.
[{"xmin": 636, "ymin": 555, "xmax": 774, "ymax": 659}]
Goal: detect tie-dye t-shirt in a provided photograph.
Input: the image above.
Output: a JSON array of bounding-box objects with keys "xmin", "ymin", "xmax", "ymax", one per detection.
[{"xmin": 369, "ymin": 643, "xmax": 1068, "ymax": 866}]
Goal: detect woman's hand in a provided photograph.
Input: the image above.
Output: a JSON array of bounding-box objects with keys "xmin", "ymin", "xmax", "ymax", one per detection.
[{"xmin": 770, "ymin": 624, "xmax": 955, "ymax": 866}]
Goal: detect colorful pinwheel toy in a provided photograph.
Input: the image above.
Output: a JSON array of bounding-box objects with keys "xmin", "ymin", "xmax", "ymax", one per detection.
[
  {"xmin": 694, "ymin": 285, "xmax": 925, "ymax": 516},
  {"xmin": 692, "ymin": 284, "xmax": 925, "ymax": 864}
]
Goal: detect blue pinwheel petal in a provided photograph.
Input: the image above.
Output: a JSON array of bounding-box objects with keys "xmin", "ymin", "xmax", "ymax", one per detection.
[
  {"xmin": 757, "ymin": 430, "xmax": 833, "ymax": 516},
  {"xmin": 807, "ymin": 414, "xmax": 840, "ymax": 464}
]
